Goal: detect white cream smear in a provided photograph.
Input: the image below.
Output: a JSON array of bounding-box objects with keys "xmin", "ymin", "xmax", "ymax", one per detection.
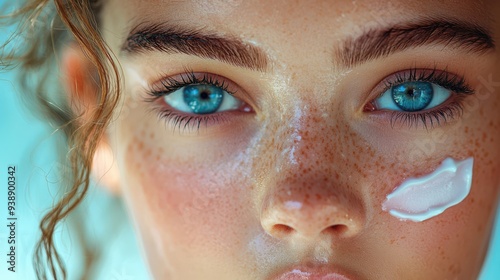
[{"xmin": 382, "ymin": 157, "xmax": 474, "ymax": 222}]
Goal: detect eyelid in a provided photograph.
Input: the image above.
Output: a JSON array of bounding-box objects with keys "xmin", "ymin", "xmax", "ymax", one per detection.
[
  {"xmin": 370, "ymin": 68, "xmax": 474, "ymax": 101},
  {"xmin": 146, "ymin": 70, "xmax": 242, "ymax": 102}
]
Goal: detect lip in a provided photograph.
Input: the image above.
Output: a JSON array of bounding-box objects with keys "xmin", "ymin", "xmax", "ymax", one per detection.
[{"xmin": 270, "ymin": 265, "xmax": 356, "ymax": 280}]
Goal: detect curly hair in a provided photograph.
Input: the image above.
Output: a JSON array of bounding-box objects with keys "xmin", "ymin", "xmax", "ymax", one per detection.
[{"xmin": 1, "ymin": 0, "xmax": 121, "ymax": 279}]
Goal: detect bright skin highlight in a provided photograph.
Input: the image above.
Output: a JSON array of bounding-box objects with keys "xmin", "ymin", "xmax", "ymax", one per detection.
[{"xmin": 382, "ymin": 157, "xmax": 474, "ymax": 222}]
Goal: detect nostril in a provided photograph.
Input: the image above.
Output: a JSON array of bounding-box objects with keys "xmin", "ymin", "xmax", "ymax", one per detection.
[
  {"xmin": 323, "ymin": 224, "xmax": 349, "ymax": 236},
  {"xmin": 271, "ymin": 224, "xmax": 295, "ymax": 238}
]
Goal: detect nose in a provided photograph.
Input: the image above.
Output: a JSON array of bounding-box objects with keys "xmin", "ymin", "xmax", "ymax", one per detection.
[
  {"xmin": 260, "ymin": 185, "xmax": 365, "ymax": 240},
  {"xmin": 258, "ymin": 105, "xmax": 366, "ymax": 241}
]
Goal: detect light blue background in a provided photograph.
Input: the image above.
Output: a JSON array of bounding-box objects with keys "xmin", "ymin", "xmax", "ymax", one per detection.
[{"xmin": 0, "ymin": 1, "xmax": 500, "ymax": 280}]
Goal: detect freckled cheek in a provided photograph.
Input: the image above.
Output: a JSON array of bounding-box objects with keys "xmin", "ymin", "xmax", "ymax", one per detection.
[
  {"xmin": 382, "ymin": 220, "xmax": 469, "ymax": 275},
  {"xmin": 124, "ymin": 138, "xmax": 254, "ymax": 254},
  {"xmin": 375, "ymin": 159, "xmax": 499, "ymax": 273}
]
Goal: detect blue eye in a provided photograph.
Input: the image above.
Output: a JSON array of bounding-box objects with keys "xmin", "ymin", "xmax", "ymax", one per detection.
[
  {"xmin": 163, "ymin": 84, "xmax": 242, "ymax": 114},
  {"xmin": 375, "ymin": 81, "xmax": 451, "ymax": 112}
]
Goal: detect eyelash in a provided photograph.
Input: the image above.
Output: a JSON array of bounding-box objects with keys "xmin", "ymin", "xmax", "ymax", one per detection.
[
  {"xmin": 144, "ymin": 71, "xmax": 239, "ymax": 133},
  {"xmin": 146, "ymin": 70, "xmax": 234, "ymax": 98},
  {"xmin": 371, "ymin": 68, "xmax": 474, "ymax": 129}
]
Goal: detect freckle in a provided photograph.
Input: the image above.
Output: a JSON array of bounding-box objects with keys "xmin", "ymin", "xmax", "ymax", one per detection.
[
  {"xmin": 138, "ymin": 141, "xmax": 144, "ymax": 150},
  {"xmin": 150, "ymin": 132, "xmax": 155, "ymax": 139}
]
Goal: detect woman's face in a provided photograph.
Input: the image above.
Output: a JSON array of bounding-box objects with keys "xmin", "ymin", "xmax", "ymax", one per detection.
[{"xmin": 97, "ymin": 0, "xmax": 500, "ymax": 279}]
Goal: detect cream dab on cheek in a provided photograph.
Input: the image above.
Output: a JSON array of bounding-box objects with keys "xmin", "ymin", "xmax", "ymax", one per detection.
[{"xmin": 382, "ymin": 157, "xmax": 474, "ymax": 222}]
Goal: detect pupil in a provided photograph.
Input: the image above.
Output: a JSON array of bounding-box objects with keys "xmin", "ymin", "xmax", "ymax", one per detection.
[
  {"xmin": 200, "ymin": 91, "xmax": 209, "ymax": 99},
  {"xmin": 407, "ymin": 88, "xmax": 415, "ymax": 97}
]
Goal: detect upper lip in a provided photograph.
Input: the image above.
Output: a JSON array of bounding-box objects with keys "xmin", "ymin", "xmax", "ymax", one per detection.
[{"xmin": 267, "ymin": 263, "xmax": 358, "ymax": 280}]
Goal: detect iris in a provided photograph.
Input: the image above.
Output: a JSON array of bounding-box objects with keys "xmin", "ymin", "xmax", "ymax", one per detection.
[
  {"xmin": 392, "ymin": 82, "xmax": 433, "ymax": 112},
  {"xmin": 183, "ymin": 84, "xmax": 224, "ymax": 114}
]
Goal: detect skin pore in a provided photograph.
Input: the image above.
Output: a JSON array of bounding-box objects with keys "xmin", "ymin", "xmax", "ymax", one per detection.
[{"xmin": 65, "ymin": 0, "xmax": 500, "ymax": 279}]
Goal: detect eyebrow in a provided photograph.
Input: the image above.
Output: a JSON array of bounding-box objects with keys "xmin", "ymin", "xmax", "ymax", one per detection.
[
  {"xmin": 337, "ymin": 18, "xmax": 495, "ymax": 69},
  {"xmin": 122, "ymin": 19, "xmax": 494, "ymax": 72},
  {"xmin": 122, "ymin": 23, "xmax": 268, "ymax": 71}
]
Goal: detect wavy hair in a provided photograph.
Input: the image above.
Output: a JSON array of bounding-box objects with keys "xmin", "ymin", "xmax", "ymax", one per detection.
[{"xmin": 1, "ymin": 0, "xmax": 121, "ymax": 279}]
